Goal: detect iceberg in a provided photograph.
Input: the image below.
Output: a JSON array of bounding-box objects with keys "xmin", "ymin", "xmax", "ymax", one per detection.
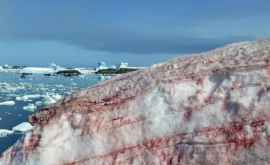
[
  {"xmin": 42, "ymin": 94, "xmax": 62, "ymax": 106},
  {"xmin": 49, "ymin": 63, "xmax": 65, "ymax": 71},
  {"xmin": 118, "ymin": 62, "xmax": 129, "ymax": 69},
  {"xmin": 35, "ymin": 101, "xmax": 43, "ymax": 106},
  {"xmin": 0, "ymin": 101, "xmax": 15, "ymax": 106},
  {"xmin": 16, "ymin": 94, "xmax": 43, "ymax": 102},
  {"xmin": 22, "ymin": 104, "xmax": 37, "ymax": 112},
  {"xmin": 20, "ymin": 67, "xmax": 54, "ymax": 74},
  {"xmin": 95, "ymin": 61, "xmax": 109, "ymax": 71},
  {"xmin": 12, "ymin": 122, "xmax": 33, "ymax": 133},
  {"xmin": 0, "ymin": 129, "xmax": 13, "ymax": 138},
  {"xmin": 0, "ymin": 123, "xmax": 33, "ymax": 138}
]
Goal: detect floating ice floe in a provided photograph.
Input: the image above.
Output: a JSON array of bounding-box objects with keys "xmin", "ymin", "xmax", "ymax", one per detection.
[
  {"xmin": 23, "ymin": 104, "xmax": 37, "ymax": 112},
  {"xmin": 0, "ymin": 83, "xmax": 25, "ymax": 93},
  {"xmin": 0, "ymin": 122, "xmax": 33, "ymax": 138},
  {"xmin": 35, "ymin": 101, "xmax": 43, "ymax": 106},
  {"xmin": 43, "ymin": 94, "xmax": 62, "ymax": 106},
  {"xmin": 16, "ymin": 94, "xmax": 43, "ymax": 102},
  {"xmin": 99, "ymin": 75, "xmax": 112, "ymax": 81},
  {"xmin": 0, "ymin": 101, "xmax": 15, "ymax": 106},
  {"xmin": 12, "ymin": 122, "xmax": 33, "ymax": 133},
  {"xmin": 0, "ymin": 129, "xmax": 14, "ymax": 138}
]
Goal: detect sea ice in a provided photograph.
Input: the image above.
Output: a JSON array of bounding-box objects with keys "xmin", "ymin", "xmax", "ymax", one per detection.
[
  {"xmin": 0, "ymin": 83, "xmax": 23, "ymax": 93},
  {"xmin": 0, "ymin": 129, "xmax": 13, "ymax": 138},
  {"xmin": 22, "ymin": 104, "xmax": 37, "ymax": 112},
  {"xmin": 12, "ymin": 122, "xmax": 33, "ymax": 133},
  {"xmin": 43, "ymin": 94, "xmax": 62, "ymax": 106},
  {"xmin": 35, "ymin": 101, "xmax": 43, "ymax": 106},
  {"xmin": 16, "ymin": 94, "xmax": 43, "ymax": 102},
  {"xmin": 0, "ymin": 101, "xmax": 15, "ymax": 106}
]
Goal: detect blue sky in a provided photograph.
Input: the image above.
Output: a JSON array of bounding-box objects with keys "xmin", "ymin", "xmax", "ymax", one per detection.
[{"xmin": 0, "ymin": 0, "xmax": 270, "ymax": 66}]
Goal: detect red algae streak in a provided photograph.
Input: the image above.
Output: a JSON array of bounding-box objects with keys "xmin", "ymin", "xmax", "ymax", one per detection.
[
  {"xmin": 23, "ymin": 134, "xmax": 41, "ymax": 152},
  {"xmin": 67, "ymin": 123, "xmax": 265, "ymax": 164},
  {"xmin": 79, "ymin": 115, "xmax": 269, "ymax": 164}
]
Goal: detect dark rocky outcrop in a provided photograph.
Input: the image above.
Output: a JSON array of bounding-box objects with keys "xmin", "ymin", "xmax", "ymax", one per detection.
[
  {"xmin": 56, "ymin": 70, "xmax": 82, "ymax": 77},
  {"xmin": 95, "ymin": 68, "xmax": 138, "ymax": 75}
]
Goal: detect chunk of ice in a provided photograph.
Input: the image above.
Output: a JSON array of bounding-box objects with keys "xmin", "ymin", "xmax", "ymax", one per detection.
[
  {"xmin": 16, "ymin": 94, "xmax": 43, "ymax": 102},
  {"xmin": 23, "ymin": 104, "xmax": 37, "ymax": 112},
  {"xmin": 0, "ymin": 129, "xmax": 14, "ymax": 138},
  {"xmin": 20, "ymin": 67, "xmax": 54, "ymax": 74},
  {"xmin": 0, "ymin": 101, "xmax": 15, "ymax": 106},
  {"xmin": 12, "ymin": 122, "xmax": 33, "ymax": 133},
  {"xmin": 43, "ymin": 94, "xmax": 62, "ymax": 106}
]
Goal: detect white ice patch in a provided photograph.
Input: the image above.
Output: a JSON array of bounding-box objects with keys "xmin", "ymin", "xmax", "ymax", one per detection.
[
  {"xmin": 20, "ymin": 67, "xmax": 54, "ymax": 74},
  {"xmin": 0, "ymin": 129, "xmax": 14, "ymax": 138},
  {"xmin": 141, "ymin": 88, "xmax": 182, "ymax": 138},
  {"xmin": 35, "ymin": 101, "xmax": 43, "ymax": 106},
  {"xmin": 12, "ymin": 122, "xmax": 33, "ymax": 133},
  {"xmin": 43, "ymin": 94, "xmax": 61, "ymax": 106},
  {"xmin": 16, "ymin": 94, "xmax": 43, "ymax": 102},
  {"xmin": 0, "ymin": 101, "xmax": 15, "ymax": 106},
  {"xmin": 23, "ymin": 104, "xmax": 37, "ymax": 112}
]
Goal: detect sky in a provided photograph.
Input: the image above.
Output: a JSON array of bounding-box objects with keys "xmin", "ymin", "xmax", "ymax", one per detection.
[{"xmin": 0, "ymin": 0, "xmax": 270, "ymax": 67}]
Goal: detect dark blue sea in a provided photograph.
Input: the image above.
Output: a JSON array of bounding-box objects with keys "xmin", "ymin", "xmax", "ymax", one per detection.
[{"xmin": 0, "ymin": 72, "xmax": 101, "ymax": 154}]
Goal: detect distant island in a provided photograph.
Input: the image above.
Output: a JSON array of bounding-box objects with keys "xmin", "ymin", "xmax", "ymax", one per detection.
[{"xmin": 0, "ymin": 62, "xmax": 146, "ymax": 77}]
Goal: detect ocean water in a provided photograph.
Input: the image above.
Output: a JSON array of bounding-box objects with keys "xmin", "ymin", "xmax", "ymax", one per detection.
[{"xmin": 0, "ymin": 72, "xmax": 101, "ymax": 154}]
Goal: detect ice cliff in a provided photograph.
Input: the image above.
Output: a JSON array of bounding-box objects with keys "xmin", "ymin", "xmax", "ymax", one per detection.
[{"xmin": 1, "ymin": 40, "xmax": 270, "ymax": 165}]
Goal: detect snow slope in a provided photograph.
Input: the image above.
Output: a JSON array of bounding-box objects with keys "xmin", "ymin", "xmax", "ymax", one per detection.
[{"xmin": 1, "ymin": 40, "xmax": 270, "ymax": 165}]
